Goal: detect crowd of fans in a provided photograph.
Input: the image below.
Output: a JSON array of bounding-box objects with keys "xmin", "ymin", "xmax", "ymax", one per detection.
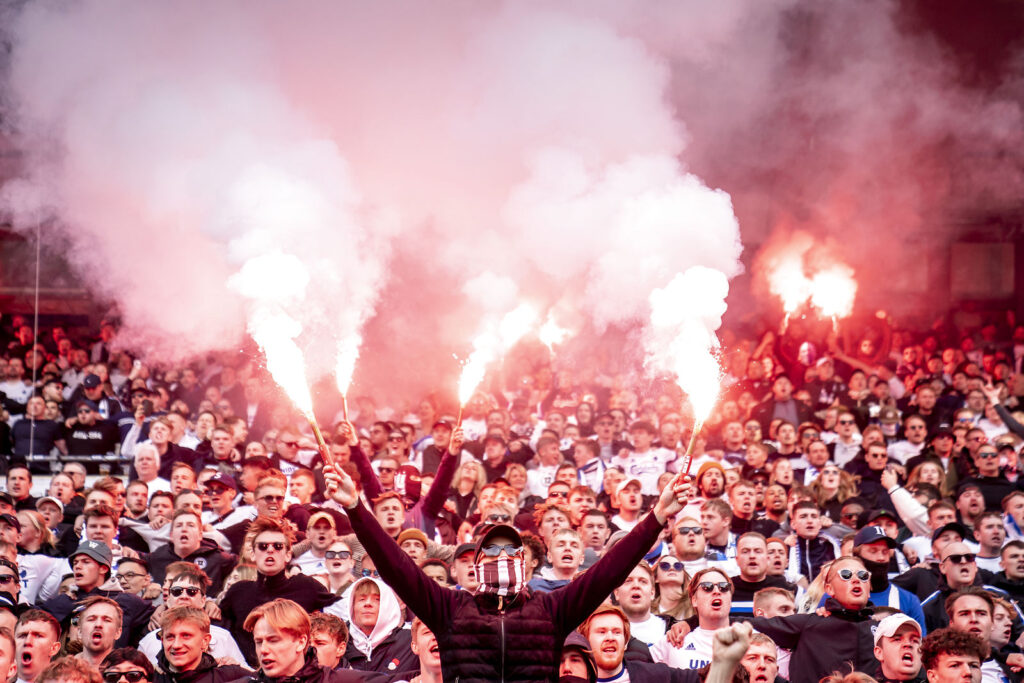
[{"xmin": 0, "ymin": 309, "xmax": 1020, "ymax": 682}]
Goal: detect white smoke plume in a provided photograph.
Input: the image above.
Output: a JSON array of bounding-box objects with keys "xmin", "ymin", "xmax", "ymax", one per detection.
[{"xmin": 0, "ymin": 0, "xmax": 746, "ymax": 407}]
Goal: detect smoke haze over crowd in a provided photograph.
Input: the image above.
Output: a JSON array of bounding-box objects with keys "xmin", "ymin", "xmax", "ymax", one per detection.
[{"xmin": 0, "ymin": 0, "xmax": 1022, "ymax": 406}]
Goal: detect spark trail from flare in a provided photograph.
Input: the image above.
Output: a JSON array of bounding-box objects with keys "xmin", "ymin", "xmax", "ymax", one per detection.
[
  {"xmin": 335, "ymin": 334, "xmax": 361, "ymax": 421},
  {"xmin": 646, "ymin": 267, "xmax": 729, "ymax": 425},
  {"xmin": 458, "ymin": 304, "xmax": 537, "ymax": 408},
  {"xmin": 228, "ymin": 252, "xmax": 315, "ymax": 419},
  {"xmin": 539, "ymin": 314, "xmax": 571, "ymax": 352}
]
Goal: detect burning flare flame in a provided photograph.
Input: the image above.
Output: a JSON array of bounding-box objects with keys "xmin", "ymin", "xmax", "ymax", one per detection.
[
  {"xmin": 765, "ymin": 232, "xmax": 857, "ymax": 319},
  {"xmin": 647, "ymin": 267, "xmax": 728, "ymax": 424},
  {"xmin": 229, "ymin": 252, "xmax": 315, "ymax": 420},
  {"xmin": 539, "ymin": 314, "xmax": 571, "ymax": 352},
  {"xmin": 334, "ymin": 335, "xmax": 361, "ymax": 397},
  {"xmin": 458, "ymin": 304, "xmax": 537, "ymax": 406}
]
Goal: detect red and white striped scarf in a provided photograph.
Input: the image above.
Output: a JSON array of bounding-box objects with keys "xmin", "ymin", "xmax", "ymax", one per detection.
[{"xmin": 474, "ymin": 556, "xmax": 525, "ymax": 597}]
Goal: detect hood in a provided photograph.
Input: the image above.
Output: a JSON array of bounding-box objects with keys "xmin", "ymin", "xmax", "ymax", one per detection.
[{"xmin": 347, "ymin": 576, "xmax": 403, "ymax": 660}]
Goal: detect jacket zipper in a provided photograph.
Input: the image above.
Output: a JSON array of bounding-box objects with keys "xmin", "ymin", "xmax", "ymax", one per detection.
[{"xmin": 500, "ymin": 608, "xmax": 506, "ymax": 683}]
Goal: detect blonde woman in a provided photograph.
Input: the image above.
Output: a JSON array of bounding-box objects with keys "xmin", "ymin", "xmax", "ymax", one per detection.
[
  {"xmin": 449, "ymin": 460, "xmax": 486, "ymax": 520},
  {"xmin": 809, "ymin": 466, "xmax": 861, "ymax": 521},
  {"xmin": 16, "ymin": 510, "xmax": 56, "ymax": 555}
]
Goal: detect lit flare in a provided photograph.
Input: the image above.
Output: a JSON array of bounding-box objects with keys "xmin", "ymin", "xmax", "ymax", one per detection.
[{"xmin": 457, "ymin": 304, "xmax": 537, "ymax": 423}]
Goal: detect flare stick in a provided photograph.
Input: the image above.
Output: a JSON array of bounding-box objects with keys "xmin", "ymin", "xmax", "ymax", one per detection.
[{"xmin": 308, "ymin": 418, "xmax": 335, "ymax": 470}]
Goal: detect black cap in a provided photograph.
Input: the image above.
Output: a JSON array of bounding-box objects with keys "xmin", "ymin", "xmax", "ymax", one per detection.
[
  {"xmin": 854, "ymin": 525, "xmax": 897, "ymax": 549},
  {"xmin": 867, "ymin": 509, "xmax": 900, "ymax": 524},
  {"xmin": 205, "ymin": 472, "xmax": 238, "ymax": 491},
  {"xmin": 931, "ymin": 522, "xmax": 968, "ymax": 544},
  {"xmin": 0, "ymin": 514, "xmax": 19, "ymax": 533},
  {"xmin": 75, "ymin": 399, "xmax": 98, "ymax": 412},
  {"xmin": 82, "ymin": 374, "xmax": 101, "ymax": 389},
  {"xmin": 454, "ymin": 543, "xmax": 477, "ymax": 559},
  {"xmin": 474, "ymin": 524, "xmax": 523, "ymax": 561}
]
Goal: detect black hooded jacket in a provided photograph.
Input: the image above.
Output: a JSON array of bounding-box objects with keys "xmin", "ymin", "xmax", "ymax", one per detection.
[
  {"xmin": 154, "ymin": 651, "xmax": 250, "ymax": 683},
  {"xmin": 747, "ymin": 598, "xmax": 877, "ymax": 683},
  {"xmin": 220, "ymin": 571, "xmax": 340, "ymax": 667}
]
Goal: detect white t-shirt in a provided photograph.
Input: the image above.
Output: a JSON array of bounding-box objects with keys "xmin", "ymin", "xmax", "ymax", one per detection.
[
  {"xmin": 526, "ymin": 464, "xmax": 560, "ymax": 498},
  {"xmin": 611, "ymin": 448, "xmax": 676, "ymax": 495},
  {"xmin": 651, "ymin": 626, "xmax": 716, "ymax": 670},
  {"xmin": 138, "ymin": 624, "xmax": 246, "ymax": 666},
  {"xmin": 293, "ymin": 550, "xmax": 329, "ymax": 576},
  {"xmin": 611, "ymin": 515, "xmax": 641, "ymax": 533},
  {"xmin": 628, "ymin": 614, "xmax": 667, "ymax": 647}
]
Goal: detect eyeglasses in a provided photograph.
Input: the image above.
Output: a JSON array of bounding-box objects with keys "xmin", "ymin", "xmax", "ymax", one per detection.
[
  {"xmin": 838, "ymin": 420, "xmax": 855, "ymax": 426},
  {"xmin": 378, "ymin": 467, "xmax": 395, "ymax": 474},
  {"xmin": 169, "ymin": 586, "xmax": 201, "ymax": 597},
  {"xmin": 325, "ymin": 550, "xmax": 352, "ymax": 560},
  {"xmin": 676, "ymin": 527, "xmax": 702, "ymax": 536},
  {"xmin": 697, "ymin": 581, "xmax": 731, "ymax": 593},
  {"xmin": 0, "ymin": 575, "xmax": 16, "ymax": 586},
  {"xmin": 259, "ymin": 495, "xmax": 285, "ymax": 503},
  {"xmin": 977, "ymin": 452, "xmax": 999, "ymax": 459},
  {"xmin": 486, "ymin": 514, "xmax": 512, "ymax": 523},
  {"xmin": 256, "ymin": 541, "xmax": 286, "ymax": 552},
  {"xmin": 659, "ymin": 561, "xmax": 684, "ymax": 572},
  {"xmin": 102, "ymin": 672, "xmax": 148, "ymax": 683},
  {"xmin": 944, "ymin": 553, "xmax": 976, "ymax": 564},
  {"xmin": 361, "ymin": 569, "xmax": 380, "ymax": 578},
  {"xmin": 836, "ymin": 568, "xmax": 870, "ymax": 581},
  {"xmin": 116, "ymin": 572, "xmax": 145, "ymax": 582},
  {"xmin": 479, "ymin": 544, "xmax": 524, "ymax": 557}
]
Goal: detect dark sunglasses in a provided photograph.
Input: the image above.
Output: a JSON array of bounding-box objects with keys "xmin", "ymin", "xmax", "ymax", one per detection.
[
  {"xmin": 361, "ymin": 569, "xmax": 380, "ymax": 578},
  {"xmin": 945, "ymin": 553, "xmax": 976, "ymax": 564},
  {"xmin": 836, "ymin": 568, "xmax": 870, "ymax": 581},
  {"xmin": 325, "ymin": 550, "xmax": 352, "ymax": 560},
  {"xmin": 103, "ymin": 672, "xmax": 148, "ymax": 683},
  {"xmin": 697, "ymin": 581, "xmax": 731, "ymax": 593},
  {"xmin": 676, "ymin": 526, "xmax": 702, "ymax": 536},
  {"xmin": 479, "ymin": 543, "xmax": 524, "ymax": 558},
  {"xmin": 659, "ymin": 561, "xmax": 684, "ymax": 572},
  {"xmin": 977, "ymin": 452, "xmax": 999, "ymax": 459},
  {"xmin": 487, "ymin": 514, "xmax": 512, "ymax": 523},
  {"xmin": 169, "ymin": 586, "xmax": 201, "ymax": 598},
  {"xmin": 259, "ymin": 495, "xmax": 285, "ymax": 503},
  {"xmin": 378, "ymin": 467, "xmax": 395, "ymax": 474},
  {"xmin": 548, "ymin": 491, "xmax": 568, "ymax": 499},
  {"xmin": 256, "ymin": 541, "xmax": 286, "ymax": 552}
]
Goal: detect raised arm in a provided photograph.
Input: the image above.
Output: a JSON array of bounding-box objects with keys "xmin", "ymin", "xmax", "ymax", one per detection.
[
  {"xmin": 324, "ymin": 464, "xmax": 452, "ymax": 634},
  {"xmin": 419, "ymin": 429, "xmax": 462, "ymax": 518},
  {"xmin": 549, "ymin": 472, "xmax": 692, "ymax": 632},
  {"xmin": 338, "ymin": 421, "xmax": 383, "ymax": 502}
]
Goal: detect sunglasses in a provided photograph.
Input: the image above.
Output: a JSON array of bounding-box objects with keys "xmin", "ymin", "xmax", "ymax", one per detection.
[
  {"xmin": 838, "ymin": 420, "xmax": 855, "ymax": 426},
  {"xmin": 361, "ymin": 569, "xmax": 380, "ymax": 578},
  {"xmin": 479, "ymin": 544, "xmax": 524, "ymax": 558},
  {"xmin": 378, "ymin": 467, "xmax": 395, "ymax": 474},
  {"xmin": 836, "ymin": 568, "xmax": 870, "ymax": 582},
  {"xmin": 697, "ymin": 581, "xmax": 731, "ymax": 593},
  {"xmin": 256, "ymin": 541, "xmax": 286, "ymax": 552},
  {"xmin": 659, "ymin": 561, "xmax": 684, "ymax": 572},
  {"xmin": 102, "ymin": 673, "xmax": 148, "ymax": 683},
  {"xmin": 325, "ymin": 550, "xmax": 352, "ymax": 560},
  {"xmin": 945, "ymin": 553, "xmax": 976, "ymax": 564},
  {"xmin": 169, "ymin": 586, "xmax": 201, "ymax": 598},
  {"xmin": 487, "ymin": 514, "xmax": 512, "ymax": 523},
  {"xmin": 548, "ymin": 491, "xmax": 568, "ymax": 499},
  {"xmin": 977, "ymin": 452, "xmax": 999, "ymax": 459},
  {"xmin": 676, "ymin": 526, "xmax": 702, "ymax": 536},
  {"xmin": 259, "ymin": 495, "xmax": 285, "ymax": 503}
]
